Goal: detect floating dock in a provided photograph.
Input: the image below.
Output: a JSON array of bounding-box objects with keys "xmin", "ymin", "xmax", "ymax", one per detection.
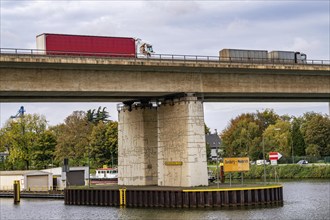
[{"xmin": 64, "ymin": 185, "xmax": 283, "ymax": 208}]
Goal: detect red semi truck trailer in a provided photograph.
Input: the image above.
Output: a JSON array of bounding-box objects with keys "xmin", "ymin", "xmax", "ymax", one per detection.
[{"xmin": 36, "ymin": 33, "xmax": 137, "ymax": 57}]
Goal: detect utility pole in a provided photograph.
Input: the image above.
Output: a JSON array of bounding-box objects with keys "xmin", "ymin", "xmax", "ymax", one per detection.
[
  {"xmin": 88, "ymin": 143, "xmax": 91, "ymax": 188},
  {"xmin": 216, "ymin": 141, "xmax": 219, "ymax": 188},
  {"xmin": 214, "ymin": 129, "xmax": 220, "ymax": 188},
  {"xmin": 262, "ymin": 135, "xmax": 266, "ymax": 184},
  {"xmin": 291, "ymin": 126, "xmax": 294, "ymax": 164}
]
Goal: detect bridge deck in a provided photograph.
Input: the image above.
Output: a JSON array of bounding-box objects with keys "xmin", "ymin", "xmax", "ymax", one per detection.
[{"xmin": 1, "ymin": 54, "xmax": 329, "ymax": 102}]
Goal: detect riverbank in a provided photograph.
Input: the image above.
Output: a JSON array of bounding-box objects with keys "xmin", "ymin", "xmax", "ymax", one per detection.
[
  {"xmin": 0, "ymin": 191, "xmax": 64, "ymax": 199},
  {"xmin": 209, "ymin": 164, "xmax": 330, "ymax": 179}
]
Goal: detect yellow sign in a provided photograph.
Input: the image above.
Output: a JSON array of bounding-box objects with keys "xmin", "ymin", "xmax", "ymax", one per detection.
[
  {"xmin": 165, "ymin": 161, "xmax": 183, "ymax": 166},
  {"xmin": 223, "ymin": 157, "xmax": 250, "ymax": 172},
  {"xmin": 103, "ymin": 165, "xmax": 108, "ymax": 169}
]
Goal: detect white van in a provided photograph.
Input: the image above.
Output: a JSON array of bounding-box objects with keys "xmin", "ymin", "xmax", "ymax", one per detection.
[{"xmin": 256, "ymin": 160, "xmax": 270, "ymax": 165}]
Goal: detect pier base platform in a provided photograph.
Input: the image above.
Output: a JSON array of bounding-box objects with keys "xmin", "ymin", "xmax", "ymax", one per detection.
[{"xmin": 64, "ymin": 184, "xmax": 283, "ymax": 208}]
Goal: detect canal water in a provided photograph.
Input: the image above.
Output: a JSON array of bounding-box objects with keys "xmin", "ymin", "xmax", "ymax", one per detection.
[{"xmin": 1, "ymin": 180, "xmax": 329, "ymax": 220}]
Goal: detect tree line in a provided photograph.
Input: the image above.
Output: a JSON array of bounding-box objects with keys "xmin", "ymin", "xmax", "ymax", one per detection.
[
  {"xmin": 0, "ymin": 107, "xmax": 118, "ymax": 170},
  {"xmin": 220, "ymin": 109, "xmax": 330, "ymax": 163},
  {"xmin": 0, "ymin": 107, "xmax": 329, "ymax": 170}
]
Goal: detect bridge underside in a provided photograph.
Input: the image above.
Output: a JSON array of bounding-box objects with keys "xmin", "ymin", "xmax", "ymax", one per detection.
[{"xmin": 0, "ymin": 91, "xmax": 329, "ymax": 102}]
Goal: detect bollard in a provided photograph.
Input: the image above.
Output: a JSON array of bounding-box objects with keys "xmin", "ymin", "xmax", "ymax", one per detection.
[
  {"xmin": 220, "ymin": 165, "xmax": 225, "ymax": 183},
  {"xmin": 123, "ymin": 188, "xmax": 126, "ymax": 205},
  {"xmin": 119, "ymin": 188, "xmax": 126, "ymax": 206},
  {"xmin": 13, "ymin": 180, "xmax": 20, "ymax": 204}
]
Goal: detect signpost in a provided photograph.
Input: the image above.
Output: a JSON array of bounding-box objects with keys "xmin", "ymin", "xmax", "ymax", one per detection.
[
  {"xmin": 269, "ymin": 152, "xmax": 282, "ymax": 160},
  {"xmin": 269, "ymin": 152, "xmax": 282, "ymax": 165},
  {"xmin": 223, "ymin": 157, "xmax": 250, "ymax": 186},
  {"xmin": 223, "ymin": 157, "xmax": 250, "ymax": 172},
  {"xmin": 269, "ymin": 152, "xmax": 282, "ymax": 182}
]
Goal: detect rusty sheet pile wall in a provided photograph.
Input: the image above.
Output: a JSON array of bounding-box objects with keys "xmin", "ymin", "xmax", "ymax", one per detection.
[{"xmin": 65, "ymin": 186, "xmax": 283, "ymax": 208}]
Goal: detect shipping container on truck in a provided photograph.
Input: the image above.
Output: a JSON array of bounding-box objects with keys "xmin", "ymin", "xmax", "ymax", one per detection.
[
  {"xmin": 36, "ymin": 33, "xmax": 136, "ymax": 57},
  {"xmin": 268, "ymin": 51, "xmax": 307, "ymax": 64},
  {"xmin": 219, "ymin": 49, "xmax": 268, "ymax": 62},
  {"xmin": 219, "ymin": 48, "xmax": 307, "ymax": 64}
]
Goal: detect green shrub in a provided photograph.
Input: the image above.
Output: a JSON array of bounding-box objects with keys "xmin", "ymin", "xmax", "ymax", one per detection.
[{"xmin": 209, "ymin": 164, "xmax": 330, "ymax": 179}]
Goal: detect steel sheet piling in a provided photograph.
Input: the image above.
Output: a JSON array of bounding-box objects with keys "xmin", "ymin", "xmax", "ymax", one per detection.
[
  {"xmin": 183, "ymin": 192, "xmax": 189, "ymax": 208},
  {"xmin": 64, "ymin": 185, "xmax": 283, "ymax": 208}
]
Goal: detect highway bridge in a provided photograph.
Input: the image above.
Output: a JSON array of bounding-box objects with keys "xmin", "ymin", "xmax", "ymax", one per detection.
[
  {"xmin": 0, "ymin": 49, "xmax": 329, "ymax": 102},
  {"xmin": 1, "ymin": 50, "xmax": 329, "ymax": 188}
]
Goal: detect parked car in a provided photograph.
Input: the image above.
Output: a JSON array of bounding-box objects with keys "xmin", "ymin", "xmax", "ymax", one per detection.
[
  {"xmin": 297, "ymin": 160, "xmax": 308, "ymax": 164},
  {"xmin": 256, "ymin": 160, "xmax": 270, "ymax": 165},
  {"xmin": 208, "ymin": 170, "xmax": 216, "ymax": 182}
]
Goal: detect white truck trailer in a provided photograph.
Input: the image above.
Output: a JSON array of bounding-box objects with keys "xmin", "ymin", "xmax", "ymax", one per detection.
[
  {"xmin": 220, "ymin": 49, "xmax": 268, "ymax": 62},
  {"xmin": 268, "ymin": 51, "xmax": 307, "ymax": 63},
  {"xmin": 220, "ymin": 49, "xmax": 307, "ymax": 63}
]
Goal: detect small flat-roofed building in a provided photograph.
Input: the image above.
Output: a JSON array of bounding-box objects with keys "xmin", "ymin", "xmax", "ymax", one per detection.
[
  {"xmin": 63, "ymin": 166, "xmax": 89, "ymax": 187},
  {"xmin": 24, "ymin": 171, "xmax": 53, "ymax": 191},
  {"xmin": 43, "ymin": 166, "xmax": 89, "ymax": 189},
  {"xmin": 0, "ymin": 166, "xmax": 89, "ymax": 191},
  {"xmin": 0, "ymin": 170, "xmax": 34, "ymax": 191},
  {"xmin": 42, "ymin": 167, "xmax": 63, "ymax": 190}
]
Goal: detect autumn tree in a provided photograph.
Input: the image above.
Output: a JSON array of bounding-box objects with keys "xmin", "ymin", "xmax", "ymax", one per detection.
[
  {"xmin": 220, "ymin": 110, "xmax": 329, "ymax": 163},
  {"xmin": 54, "ymin": 111, "xmax": 92, "ymax": 166},
  {"xmin": 54, "ymin": 108, "xmax": 118, "ymax": 168},
  {"xmin": 89, "ymin": 120, "xmax": 118, "ymax": 168},
  {"xmin": 0, "ymin": 114, "xmax": 47, "ymax": 170},
  {"xmin": 221, "ymin": 113, "xmax": 261, "ymax": 160},
  {"xmin": 31, "ymin": 130, "xmax": 57, "ymax": 169},
  {"xmin": 291, "ymin": 117, "xmax": 306, "ymax": 156},
  {"xmin": 301, "ymin": 112, "xmax": 330, "ymax": 157},
  {"xmin": 221, "ymin": 109, "xmax": 287, "ymax": 161},
  {"xmin": 263, "ymin": 120, "xmax": 292, "ymax": 158},
  {"xmin": 255, "ymin": 109, "xmax": 280, "ymax": 131},
  {"xmin": 204, "ymin": 124, "xmax": 212, "ymax": 161}
]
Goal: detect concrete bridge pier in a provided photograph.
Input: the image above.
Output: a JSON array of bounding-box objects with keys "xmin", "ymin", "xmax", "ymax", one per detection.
[
  {"xmin": 118, "ymin": 94, "xmax": 208, "ymax": 187},
  {"xmin": 157, "ymin": 95, "xmax": 208, "ymax": 187},
  {"xmin": 118, "ymin": 106, "xmax": 158, "ymax": 186}
]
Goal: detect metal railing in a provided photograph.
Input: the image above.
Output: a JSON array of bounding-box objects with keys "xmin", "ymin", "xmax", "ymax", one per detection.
[{"xmin": 1, "ymin": 48, "xmax": 329, "ymax": 65}]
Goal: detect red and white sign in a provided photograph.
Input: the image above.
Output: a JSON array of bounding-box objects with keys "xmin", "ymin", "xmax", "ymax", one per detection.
[{"xmin": 269, "ymin": 152, "xmax": 282, "ymax": 161}]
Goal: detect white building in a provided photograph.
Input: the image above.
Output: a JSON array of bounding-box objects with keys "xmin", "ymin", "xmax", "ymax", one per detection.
[
  {"xmin": 0, "ymin": 170, "xmax": 30, "ymax": 191},
  {"xmin": 24, "ymin": 171, "xmax": 53, "ymax": 191},
  {"xmin": 205, "ymin": 131, "xmax": 222, "ymax": 161},
  {"xmin": 0, "ymin": 166, "xmax": 89, "ymax": 191}
]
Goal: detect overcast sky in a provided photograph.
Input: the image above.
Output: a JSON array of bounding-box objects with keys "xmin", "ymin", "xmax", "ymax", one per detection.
[{"xmin": 0, "ymin": 0, "xmax": 329, "ymax": 132}]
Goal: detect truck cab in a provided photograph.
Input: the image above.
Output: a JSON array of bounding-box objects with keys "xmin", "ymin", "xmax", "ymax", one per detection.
[{"xmin": 295, "ymin": 52, "xmax": 307, "ymax": 63}]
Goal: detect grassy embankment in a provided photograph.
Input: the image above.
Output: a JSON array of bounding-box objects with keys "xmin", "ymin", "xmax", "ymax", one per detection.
[{"xmin": 209, "ymin": 164, "xmax": 330, "ymax": 179}]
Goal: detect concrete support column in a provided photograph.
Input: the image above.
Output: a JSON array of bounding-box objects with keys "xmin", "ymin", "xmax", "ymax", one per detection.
[
  {"xmin": 118, "ymin": 107, "xmax": 158, "ymax": 185},
  {"xmin": 158, "ymin": 95, "xmax": 208, "ymax": 187}
]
